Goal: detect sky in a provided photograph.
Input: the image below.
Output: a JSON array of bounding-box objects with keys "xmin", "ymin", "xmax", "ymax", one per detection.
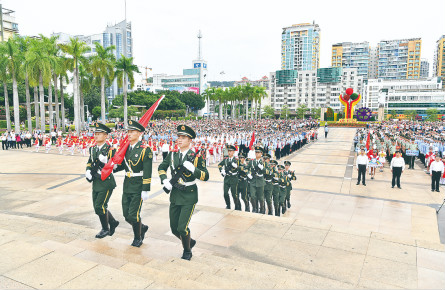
[{"xmin": 2, "ymin": 0, "xmax": 445, "ymax": 82}]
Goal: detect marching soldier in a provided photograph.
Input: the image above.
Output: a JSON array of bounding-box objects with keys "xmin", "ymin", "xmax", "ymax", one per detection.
[
  {"xmin": 158, "ymin": 125, "xmax": 209, "ymax": 261},
  {"xmin": 270, "ymin": 160, "xmax": 281, "ymax": 216},
  {"xmin": 263, "ymin": 153, "xmax": 274, "ymax": 215},
  {"xmin": 114, "ymin": 120, "xmax": 152, "ymax": 247},
  {"xmin": 237, "ymin": 153, "xmax": 250, "ymax": 211},
  {"xmin": 85, "ymin": 123, "xmax": 119, "ymax": 239},
  {"xmin": 218, "ymin": 145, "xmax": 241, "ymax": 210},
  {"xmin": 277, "ymin": 164, "xmax": 288, "ymax": 214},
  {"xmin": 284, "ymin": 161, "xmax": 296, "ymax": 208},
  {"xmin": 247, "ymin": 145, "xmax": 266, "ymax": 213}
]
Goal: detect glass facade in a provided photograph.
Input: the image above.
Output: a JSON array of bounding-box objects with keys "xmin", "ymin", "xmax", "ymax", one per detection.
[
  {"xmin": 276, "ymin": 70, "xmax": 298, "ymax": 85},
  {"xmin": 103, "ymin": 33, "xmax": 112, "ymax": 48},
  {"xmin": 116, "ymin": 33, "xmax": 123, "ymax": 59},
  {"xmin": 317, "ymin": 67, "xmax": 342, "ymax": 83}
]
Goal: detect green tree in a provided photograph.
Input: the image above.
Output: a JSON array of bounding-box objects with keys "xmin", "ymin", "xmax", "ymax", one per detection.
[
  {"xmin": 311, "ymin": 107, "xmax": 321, "ymax": 119},
  {"xmin": 115, "ymin": 55, "xmax": 140, "ymax": 127},
  {"xmin": 389, "ymin": 110, "xmax": 397, "ymax": 119},
  {"xmin": 262, "ymin": 105, "xmax": 275, "ymax": 119},
  {"xmin": 280, "ymin": 105, "xmax": 290, "ymax": 120},
  {"xmin": 296, "ymin": 104, "xmax": 308, "ymax": 119},
  {"xmin": 92, "ymin": 106, "xmax": 101, "ymax": 120},
  {"xmin": 108, "ymin": 105, "xmax": 139, "ymax": 120},
  {"xmin": 0, "ymin": 48, "xmax": 11, "ymax": 131},
  {"xmin": 91, "ymin": 42, "xmax": 115, "ymax": 122},
  {"xmin": 426, "ymin": 108, "xmax": 438, "ymax": 121},
  {"xmin": 17, "ymin": 36, "xmax": 33, "ymax": 132},
  {"xmin": 405, "ymin": 110, "xmax": 416, "ymax": 120},
  {"xmin": 177, "ymin": 91, "xmax": 205, "ymax": 112}
]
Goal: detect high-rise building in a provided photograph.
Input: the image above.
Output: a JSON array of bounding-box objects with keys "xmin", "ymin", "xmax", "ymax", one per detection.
[
  {"xmin": 281, "ymin": 22, "xmax": 320, "ymax": 71},
  {"xmin": 368, "ymin": 47, "xmax": 378, "ymax": 79},
  {"xmin": 434, "ymin": 35, "xmax": 445, "ymax": 88},
  {"xmin": 420, "ymin": 58, "xmax": 429, "ymax": 78},
  {"xmin": 331, "ymin": 42, "xmax": 370, "ymax": 80},
  {"xmin": 377, "ymin": 38, "xmax": 422, "ymax": 80},
  {"xmin": 52, "ymin": 20, "xmax": 133, "ymax": 99},
  {"xmin": 0, "ymin": 6, "xmax": 19, "ymax": 41}
]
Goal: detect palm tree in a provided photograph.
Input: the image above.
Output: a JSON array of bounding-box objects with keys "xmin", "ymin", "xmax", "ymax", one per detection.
[
  {"xmin": 59, "ymin": 37, "xmax": 89, "ymax": 134},
  {"xmin": 254, "ymin": 86, "xmax": 267, "ymax": 120},
  {"xmin": 25, "ymin": 37, "xmax": 56, "ymax": 133},
  {"xmin": 17, "ymin": 36, "xmax": 33, "ymax": 132},
  {"xmin": 79, "ymin": 59, "xmax": 93, "ymax": 130},
  {"xmin": 44, "ymin": 35, "xmax": 61, "ymax": 131},
  {"xmin": 91, "ymin": 42, "xmax": 115, "ymax": 123},
  {"xmin": 57, "ymin": 56, "xmax": 69, "ymax": 132},
  {"xmin": 202, "ymin": 87, "xmax": 215, "ymax": 119},
  {"xmin": 115, "ymin": 55, "xmax": 139, "ymax": 126},
  {"xmin": 0, "ymin": 37, "xmax": 21, "ymax": 133},
  {"xmin": 0, "ymin": 55, "xmax": 11, "ymax": 132}
]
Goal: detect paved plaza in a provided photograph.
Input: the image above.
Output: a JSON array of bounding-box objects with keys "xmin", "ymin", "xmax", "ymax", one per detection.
[{"xmin": 0, "ymin": 128, "xmax": 444, "ymax": 289}]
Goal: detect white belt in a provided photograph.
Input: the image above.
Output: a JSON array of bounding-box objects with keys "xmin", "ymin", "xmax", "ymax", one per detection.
[
  {"xmin": 256, "ymin": 174, "xmax": 263, "ymax": 177},
  {"xmin": 126, "ymin": 172, "xmax": 143, "ymax": 177},
  {"xmin": 181, "ymin": 181, "xmax": 196, "ymax": 186}
]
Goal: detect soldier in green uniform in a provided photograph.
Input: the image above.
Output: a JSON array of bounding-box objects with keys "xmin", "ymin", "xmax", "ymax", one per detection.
[
  {"xmin": 85, "ymin": 123, "xmax": 119, "ymax": 239},
  {"xmin": 114, "ymin": 120, "xmax": 152, "ymax": 247},
  {"xmin": 237, "ymin": 153, "xmax": 250, "ymax": 212},
  {"xmin": 218, "ymin": 145, "xmax": 241, "ymax": 210},
  {"xmin": 158, "ymin": 125, "xmax": 209, "ymax": 261},
  {"xmin": 284, "ymin": 161, "xmax": 296, "ymax": 208},
  {"xmin": 277, "ymin": 164, "xmax": 289, "ymax": 214},
  {"xmin": 269, "ymin": 160, "xmax": 280, "ymax": 216},
  {"xmin": 247, "ymin": 145, "xmax": 266, "ymax": 213},
  {"xmin": 263, "ymin": 153, "xmax": 274, "ymax": 215}
]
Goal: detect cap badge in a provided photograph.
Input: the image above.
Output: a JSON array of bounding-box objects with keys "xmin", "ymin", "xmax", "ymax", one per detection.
[
  {"xmin": 181, "ymin": 125, "xmax": 185, "ymax": 130},
  {"xmin": 129, "ymin": 121, "xmax": 133, "ymax": 124}
]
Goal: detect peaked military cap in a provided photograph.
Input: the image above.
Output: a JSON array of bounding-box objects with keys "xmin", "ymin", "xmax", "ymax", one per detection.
[
  {"xmin": 255, "ymin": 145, "xmax": 263, "ymax": 153},
  {"xmin": 270, "ymin": 160, "xmax": 278, "ymax": 165},
  {"xmin": 177, "ymin": 124, "xmax": 196, "ymax": 139},
  {"xmin": 277, "ymin": 165, "xmax": 285, "ymax": 170},
  {"xmin": 226, "ymin": 144, "xmax": 236, "ymax": 151},
  {"xmin": 94, "ymin": 122, "xmax": 111, "ymax": 134},
  {"xmin": 284, "ymin": 161, "xmax": 291, "ymax": 166},
  {"xmin": 263, "ymin": 153, "xmax": 271, "ymax": 159},
  {"xmin": 128, "ymin": 120, "xmax": 145, "ymax": 132},
  {"xmin": 239, "ymin": 153, "xmax": 246, "ymax": 158}
]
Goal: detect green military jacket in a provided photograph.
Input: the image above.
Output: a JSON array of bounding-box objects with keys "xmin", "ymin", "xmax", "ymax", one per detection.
[
  {"xmin": 86, "ymin": 143, "xmax": 116, "ymax": 191},
  {"xmin": 238, "ymin": 161, "xmax": 249, "ymax": 183},
  {"xmin": 158, "ymin": 149, "xmax": 209, "ymax": 205},
  {"xmin": 271, "ymin": 168, "xmax": 280, "ymax": 187},
  {"xmin": 284, "ymin": 170, "xmax": 296, "ymax": 190},
  {"xmin": 218, "ymin": 157, "xmax": 239, "ymax": 182},
  {"xmin": 247, "ymin": 158, "xmax": 266, "ymax": 187},
  {"xmin": 115, "ymin": 141, "xmax": 153, "ymax": 193}
]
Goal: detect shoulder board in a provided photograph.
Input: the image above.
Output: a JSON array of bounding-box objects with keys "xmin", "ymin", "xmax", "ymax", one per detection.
[{"xmin": 140, "ymin": 145, "xmax": 148, "ymax": 148}]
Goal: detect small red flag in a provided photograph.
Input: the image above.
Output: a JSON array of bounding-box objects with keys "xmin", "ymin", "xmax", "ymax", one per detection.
[{"xmin": 249, "ymin": 131, "xmax": 255, "ymax": 150}]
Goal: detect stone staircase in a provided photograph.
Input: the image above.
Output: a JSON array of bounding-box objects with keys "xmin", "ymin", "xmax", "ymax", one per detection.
[{"xmin": 0, "ymin": 211, "xmax": 358, "ymax": 289}]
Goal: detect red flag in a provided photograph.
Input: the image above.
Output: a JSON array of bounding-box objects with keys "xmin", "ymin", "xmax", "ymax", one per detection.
[
  {"xmin": 249, "ymin": 131, "xmax": 255, "ymax": 150},
  {"xmin": 101, "ymin": 95, "xmax": 165, "ymax": 181}
]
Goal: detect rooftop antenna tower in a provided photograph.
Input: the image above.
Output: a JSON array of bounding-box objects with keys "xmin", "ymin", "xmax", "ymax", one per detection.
[{"xmin": 197, "ymin": 30, "xmax": 202, "ymax": 60}]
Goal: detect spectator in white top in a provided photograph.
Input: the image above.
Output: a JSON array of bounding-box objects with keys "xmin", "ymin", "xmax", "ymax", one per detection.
[
  {"xmin": 356, "ymin": 148, "xmax": 368, "ymax": 186},
  {"xmin": 161, "ymin": 141, "xmax": 169, "ymax": 160},
  {"xmin": 390, "ymin": 150, "xmax": 405, "ymax": 189},
  {"xmin": 430, "ymin": 155, "xmax": 444, "ymax": 192}
]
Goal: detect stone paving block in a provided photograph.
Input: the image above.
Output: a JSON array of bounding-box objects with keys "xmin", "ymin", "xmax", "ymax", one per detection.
[
  {"xmin": 282, "ymin": 224, "xmax": 329, "ymax": 245},
  {"xmin": 357, "ymin": 278, "xmax": 403, "ymax": 289},
  {"xmin": 61, "ymin": 264, "xmax": 153, "ymax": 289},
  {"xmin": 416, "ymin": 247, "xmax": 445, "ymax": 273},
  {"xmin": 0, "ymin": 275, "xmax": 34, "ymax": 289},
  {"xmin": 0, "ymin": 241, "xmax": 52, "ymax": 274},
  {"xmin": 322, "ymin": 231, "xmax": 370, "ymax": 254},
  {"xmin": 417, "ymin": 267, "xmax": 445, "ymax": 289},
  {"xmin": 360, "ymin": 256, "xmax": 417, "ymax": 289},
  {"xmin": 4, "ymin": 251, "xmax": 97, "ymax": 289},
  {"xmin": 367, "ymin": 238, "xmax": 417, "ymax": 265}
]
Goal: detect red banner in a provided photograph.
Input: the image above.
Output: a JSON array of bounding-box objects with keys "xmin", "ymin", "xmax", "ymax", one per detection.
[
  {"xmin": 101, "ymin": 95, "xmax": 165, "ymax": 181},
  {"xmin": 249, "ymin": 131, "xmax": 255, "ymax": 150}
]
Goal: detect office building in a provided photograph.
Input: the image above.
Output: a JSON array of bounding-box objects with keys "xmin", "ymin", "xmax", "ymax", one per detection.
[
  {"xmin": 377, "ymin": 38, "xmax": 422, "ymax": 80},
  {"xmin": 0, "ymin": 6, "xmax": 18, "ymax": 41},
  {"xmin": 281, "ymin": 22, "xmax": 320, "ymax": 71},
  {"xmin": 364, "ymin": 77, "xmax": 443, "ymax": 112},
  {"xmin": 420, "ymin": 58, "xmax": 429, "ymax": 78},
  {"xmin": 331, "ymin": 42, "xmax": 370, "ymax": 80},
  {"xmin": 434, "ymin": 35, "xmax": 445, "ymax": 88}
]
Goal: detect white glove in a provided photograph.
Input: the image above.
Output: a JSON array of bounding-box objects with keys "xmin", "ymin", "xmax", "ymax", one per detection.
[
  {"xmin": 183, "ymin": 161, "xmax": 195, "ymax": 172},
  {"xmin": 288, "ymin": 174, "xmax": 292, "ymax": 178},
  {"xmin": 85, "ymin": 170, "xmax": 92, "ymax": 180},
  {"xmin": 98, "ymin": 154, "xmax": 107, "ymax": 163},
  {"xmin": 163, "ymin": 179, "xmax": 173, "ymax": 191},
  {"xmin": 221, "ymin": 169, "xmax": 226, "ymax": 177},
  {"xmin": 258, "ymin": 163, "xmax": 264, "ymax": 170},
  {"xmin": 113, "ymin": 163, "xmax": 118, "ymax": 170},
  {"xmin": 248, "ymin": 173, "xmax": 253, "ymax": 179},
  {"xmin": 232, "ymin": 162, "xmax": 238, "ymax": 168},
  {"xmin": 141, "ymin": 191, "xmax": 149, "ymax": 201}
]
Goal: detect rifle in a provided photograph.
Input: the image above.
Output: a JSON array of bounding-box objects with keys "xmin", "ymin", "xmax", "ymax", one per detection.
[{"xmin": 163, "ymin": 152, "xmax": 196, "ymax": 194}]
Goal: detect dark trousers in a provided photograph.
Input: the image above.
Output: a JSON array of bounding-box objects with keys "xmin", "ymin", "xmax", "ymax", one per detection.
[
  {"xmin": 432, "ymin": 171, "xmax": 441, "ymax": 191},
  {"xmin": 392, "ymin": 167, "xmax": 403, "ymax": 188},
  {"xmin": 357, "ymin": 164, "xmax": 366, "ymax": 185},
  {"xmin": 2, "ymin": 141, "xmax": 7, "ymax": 150},
  {"xmin": 325, "ymin": 132, "xmax": 328, "ymax": 138},
  {"xmin": 409, "ymin": 156, "xmax": 415, "ymax": 169},
  {"xmin": 162, "ymin": 152, "xmax": 168, "ymax": 160}
]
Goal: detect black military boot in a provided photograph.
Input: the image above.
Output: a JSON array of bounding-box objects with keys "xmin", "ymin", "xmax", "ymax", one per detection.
[
  {"xmin": 281, "ymin": 203, "xmax": 286, "ymax": 214},
  {"xmin": 259, "ymin": 201, "xmax": 265, "ymax": 214},
  {"xmin": 275, "ymin": 204, "xmax": 281, "ymax": 217},
  {"xmin": 131, "ymin": 222, "xmax": 143, "ymax": 247},
  {"xmin": 267, "ymin": 202, "xmax": 273, "ymax": 215},
  {"xmin": 95, "ymin": 214, "xmax": 110, "ymax": 239},
  {"xmin": 234, "ymin": 198, "xmax": 241, "ymax": 211},
  {"xmin": 181, "ymin": 234, "xmax": 193, "ymax": 261},
  {"xmin": 141, "ymin": 224, "xmax": 149, "ymax": 241},
  {"xmin": 224, "ymin": 195, "xmax": 231, "ymax": 209},
  {"xmin": 287, "ymin": 199, "xmax": 291, "ymax": 208},
  {"xmin": 244, "ymin": 200, "xmax": 250, "ymax": 212},
  {"xmin": 251, "ymin": 198, "xmax": 257, "ymax": 213},
  {"xmin": 107, "ymin": 211, "xmax": 119, "ymax": 236}
]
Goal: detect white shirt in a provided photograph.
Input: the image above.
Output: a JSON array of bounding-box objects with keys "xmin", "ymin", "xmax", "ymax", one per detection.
[
  {"xmin": 430, "ymin": 160, "xmax": 444, "ymax": 174},
  {"xmin": 161, "ymin": 143, "xmax": 169, "ymax": 152},
  {"xmin": 356, "ymin": 155, "xmax": 368, "ymax": 168},
  {"xmin": 390, "ymin": 157, "xmax": 405, "ymax": 171}
]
